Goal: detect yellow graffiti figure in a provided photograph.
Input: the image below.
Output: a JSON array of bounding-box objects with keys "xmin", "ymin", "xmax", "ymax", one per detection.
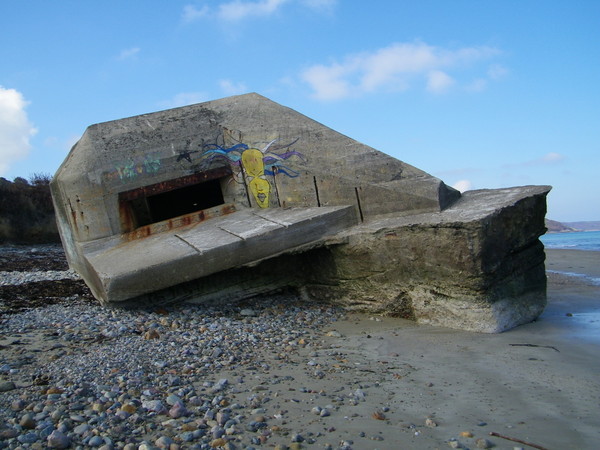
[{"xmin": 241, "ymin": 148, "xmax": 270, "ymax": 208}]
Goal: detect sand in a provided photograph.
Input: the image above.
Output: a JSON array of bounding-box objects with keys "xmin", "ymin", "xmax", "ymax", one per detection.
[
  {"xmin": 291, "ymin": 248, "xmax": 600, "ymax": 449},
  {"xmin": 1, "ymin": 249, "xmax": 598, "ymax": 449}
]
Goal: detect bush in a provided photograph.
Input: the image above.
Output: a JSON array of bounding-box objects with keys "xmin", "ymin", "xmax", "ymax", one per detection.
[{"xmin": 0, "ymin": 174, "xmax": 60, "ymax": 244}]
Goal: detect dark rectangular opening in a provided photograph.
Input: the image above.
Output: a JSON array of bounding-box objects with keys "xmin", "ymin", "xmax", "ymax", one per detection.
[
  {"xmin": 147, "ymin": 178, "xmax": 224, "ymax": 224},
  {"xmin": 118, "ymin": 166, "xmax": 232, "ymax": 232}
]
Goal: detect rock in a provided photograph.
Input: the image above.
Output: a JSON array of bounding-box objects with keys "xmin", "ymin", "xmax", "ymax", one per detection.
[
  {"xmin": 210, "ymin": 438, "xmax": 227, "ymax": 448},
  {"xmin": 88, "ymin": 435, "xmax": 105, "ymax": 446},
  {"xmin": 19, "ymin": 413, "xmax": 36, "ymax": 429},
  {"xmin": 47, "ymin": 430, "xmax": 71, "ymax": 448},
  {"xmin": 73, "ymin": 423, "xmax": 91, "ymax": 435},
  {"xmin": 0, "ymin": 428, "xmax": 19, "ymax": 439},
  {"xmin": 10, "ymin": 399, "xmax": 26, "ymax": 411},
  {"xmin": 143, "ymin": 400, "xmax": 167, "ymax": 414},
  {"xmin": 155, "ymin": 436, "xmax": 174, "ymax": 448},
  {"xmin": 169, "ymin": 401, "xmax": 189, "ymax": 419},
  {"xmin": 0, "ymin": 380, "xmax": 16, "ymax": 392},
  {"xmin": 165, "ymin": 394, "xmax": 181, "ymax": 406},
  {"xmin": 17, "ymin": 432, "xmax": 39, "ymax": 444},
  {"xmin": 425, "ymin": 418, "xmax": 437, "ymax": 427},
  {"xmin": 121, "ymin": 403, "xmax": 137, "ymax": 414},
  {"xmin": 372, "ymin": 411, "xmax": 386, "ymax": 421},
  {"xmin": 460, "ymin": 431, "xmax": 473, "ymax": 438},
  {"xmin": 144, "ymin": 329, "xmax": 160, "ymax": 339},
  {"xmin": 475, "ymin": 438, "xmax": 493, "ymax": 449}
]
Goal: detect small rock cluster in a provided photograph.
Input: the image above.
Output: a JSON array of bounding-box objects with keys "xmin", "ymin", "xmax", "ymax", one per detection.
[{"xmin": 0, "ymin": 291, "xmax": 350, "ymax": 449}]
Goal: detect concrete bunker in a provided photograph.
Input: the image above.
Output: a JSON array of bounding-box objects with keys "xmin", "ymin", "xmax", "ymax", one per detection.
[{"xmin": 51, "ymin": 93, "xmax": 551, "ymax": 332}]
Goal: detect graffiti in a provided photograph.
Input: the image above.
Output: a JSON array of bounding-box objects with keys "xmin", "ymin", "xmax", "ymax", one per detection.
[
  {"xmin": 200, "ymin": 138, "xmax": 305, "ymax": 208},
  {"xmin": 105, "ymin": 153, "xmax": 162, "ymax": 182},
  {"xmin": 176, "ymin": 139, "xmax": 201, "ymax": 163}
]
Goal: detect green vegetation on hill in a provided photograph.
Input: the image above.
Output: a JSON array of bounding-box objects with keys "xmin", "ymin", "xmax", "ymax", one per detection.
[{"xmin": 0, "ymin": 174, "xmax": 60, "ymax": 244}]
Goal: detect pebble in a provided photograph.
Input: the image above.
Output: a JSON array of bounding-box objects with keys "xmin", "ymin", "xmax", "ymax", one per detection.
[
  {"xmin": 0, "ymin": 265, "xmax": 347, "ymax": 450},
  {"xmin": 475, "ymin": 438, "xmax": 493, "ymax": 448},
  {"xmin": 0, "ymin": 381, "xmax": 16, "ymax": 392},
  {"xmin": 47, "ymin": 430, "xmax": 71, "ymax": 449},
  {"xmin": 0, "ymin": 269, "xmax": 80, "ymax": 286}
]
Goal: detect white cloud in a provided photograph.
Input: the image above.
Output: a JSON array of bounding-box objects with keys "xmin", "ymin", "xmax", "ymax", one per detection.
[
  {"xmin": 219, "ymin": 79, "xmax": 248, "ymax": 95},
  {"xmin": 117, "ymin": 47, "xmax": 140, "ymax": 61},
  {"xmin": 158, "ymin": 92, "xmax": 208, "ymax": 109},
  {"xmin": 301, "ymin": 41, "xmax": 502, "ymax": 100},
  {"xmin": 427, "ymin": 70, "xmax": 455, "ymax": 93},
  {"xmin": 0, "ymin": 87, "xmax": 37, "ymax": 176},
  {"xmin": 488, "ymin": 63, "xmax": 508, "ymax": 80},
  {"xmin": 465, "ymin": 78, "xmax": 488, "ymax": 92},
  {"xmin": 453, "ymin": 179, "xmax": 472, "ymax": 192},
  {"xmin": 217, "ymin": 0, "xmax": 290, "ymax": 21},
  {"xmin": 301, "ymin": 63, "xmax": 354, "ymax": 100},
  {"xmin": 301, "ymin": 0, "xmax": 337, "ymax": 12},
  {"xmin": 182, "ymin": 4, "xmax": 210, "ymax": 23},
  {"xmin": 182, "ymin": 0, "xmax": 334, "ymax": 23},
  {"xmin": 541, "ymin": 152, "xmax": 564, "ymax": 163}
]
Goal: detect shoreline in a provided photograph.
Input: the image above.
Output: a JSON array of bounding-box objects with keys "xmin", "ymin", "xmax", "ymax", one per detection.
[
  {"xmin": 0, "ymin": 247, "xmax": 599, "ymax": 449},
  {"xmin": 545, "ymin": 248, "xmax": 600, "ymax": 279}
]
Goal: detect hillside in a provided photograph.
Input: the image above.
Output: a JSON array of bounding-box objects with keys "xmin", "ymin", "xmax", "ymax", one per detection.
[
  {"xmin": 562, "ymin": 221, "xmax": 600, "ymax": 231},
  {"xmin": 546, "ymin": 219, "xmax": 600, "ymax": 233},
  {"xmin": 545, "ymin": 219, "xmax": 575, "ymax": 233},
  {"xmin": 0, "ymin": 175, "xmax": 60, "ymax": 244}
]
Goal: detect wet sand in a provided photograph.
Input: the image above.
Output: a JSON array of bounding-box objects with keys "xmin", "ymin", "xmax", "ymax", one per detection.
[{"xmin": 310, "ymin": 248, "xmax": 600, "ymax": 449}]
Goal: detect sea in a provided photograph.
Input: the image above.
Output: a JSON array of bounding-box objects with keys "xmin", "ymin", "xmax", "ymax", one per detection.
[{"xmin": 541, "ymin": 230, "xmax": 600, "ymax": 251}]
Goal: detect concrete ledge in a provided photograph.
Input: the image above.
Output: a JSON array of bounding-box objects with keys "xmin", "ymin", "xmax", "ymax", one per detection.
[{"xmin": 80, "ymin": 206, "xmax": 357, "ymax": 304}]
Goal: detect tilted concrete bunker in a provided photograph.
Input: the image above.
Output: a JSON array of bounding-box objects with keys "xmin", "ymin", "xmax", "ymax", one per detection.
[{"xmin": 51, "ymin": 93, "xmax": 551, "ymax": 332}]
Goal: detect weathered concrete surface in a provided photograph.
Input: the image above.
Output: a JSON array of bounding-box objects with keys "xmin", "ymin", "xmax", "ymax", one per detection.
[
  {"xmin": 163, "ymin": 186, "xmax": 551, "ymax": 333},
  {"xmin": 50, "ymin": 93, "xmax": 551, "ymax": 332},
  {"xmin": 301, "ymin": 185, "xmax": 551, "ymax": 333},
  {"xmin": 81, "ymin": 205, "xmax": 356, "ymax": 304},
  {"xmin": 50, "ymin": 93, "xmax": 459, "ymax": 307}
]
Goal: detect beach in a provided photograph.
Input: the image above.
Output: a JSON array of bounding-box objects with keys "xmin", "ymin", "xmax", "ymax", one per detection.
[{"xmin": 0, "ymin": 247, "xmax": 599, "ymax": 449}]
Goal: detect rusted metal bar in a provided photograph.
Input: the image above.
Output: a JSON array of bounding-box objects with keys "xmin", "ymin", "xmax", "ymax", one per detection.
[{"xmin": 118, "ymin": 166, "xmax": 232, "ymax": 202}]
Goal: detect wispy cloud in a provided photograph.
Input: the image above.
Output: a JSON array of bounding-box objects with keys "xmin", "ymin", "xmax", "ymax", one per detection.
[
  {"xmin": 158, "ymin": 92, "xmax": 209, "ymax": 109},
  {"xmin": 219, "ymin": 79, "xmax": 248, "ymax": 95},
  {"xmin": 0, "ymin": 86, "xmax": 37, "ymax": 176},
  {"xmin": 182, "ymin": 4, "xmax": 210, "ymax": 23},
  {"xmin": 182, "ymin": 0, "xmax": 335, "ymax": 23},
  {"xmin": 301, "ymin": 42, "xmax": 502, "ymax": 100},
  {"xmin": 218, "ymin": 0, "xmax": 289, "ymax": 21},
  {"xmin": 300, "ymin": 0, "xmax": 337, "ymax": 13},
  {"xmin": 117, "ymin": 47, "xmax": 140, "ymax": 61},
  {"xmin": 503, "ymin": 152, "xmax": 566, "ymax": 169},
  {"xmin": 427, "ymin": 70, "xmax": 455, "ymax": 93}
]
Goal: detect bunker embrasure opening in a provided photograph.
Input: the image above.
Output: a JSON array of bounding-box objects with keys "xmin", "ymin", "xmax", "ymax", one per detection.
[{"xmin": 118, "ymin": 166, "xmax": 232, "ymax": 232}]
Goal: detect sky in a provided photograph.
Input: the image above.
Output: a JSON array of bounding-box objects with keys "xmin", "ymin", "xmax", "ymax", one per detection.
[{"xmin": 1, "ymin": 1, "xmax": 599, "ymax": 222}]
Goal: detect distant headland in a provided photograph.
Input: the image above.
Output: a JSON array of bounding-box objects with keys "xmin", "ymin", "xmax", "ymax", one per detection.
[{"xmin": 546, "ymin": 219, "xmax": 600, "ymax": 233}]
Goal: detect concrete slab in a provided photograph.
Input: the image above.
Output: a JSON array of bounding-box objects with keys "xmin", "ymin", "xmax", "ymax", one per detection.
[{"xmin": 82, "ymin": 205, "xmax": 356, "ymax": 304}]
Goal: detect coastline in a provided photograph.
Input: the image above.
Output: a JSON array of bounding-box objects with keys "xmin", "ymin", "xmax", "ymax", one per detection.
[{"xmin": 0, "ymin": 247, "xmax": 599, "ymax": 449}]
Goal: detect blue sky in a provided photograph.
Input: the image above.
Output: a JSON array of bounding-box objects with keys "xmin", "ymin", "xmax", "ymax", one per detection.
[{"xmin": 1, "ymin": 1, "xmax": 599, "ymax": 221}]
